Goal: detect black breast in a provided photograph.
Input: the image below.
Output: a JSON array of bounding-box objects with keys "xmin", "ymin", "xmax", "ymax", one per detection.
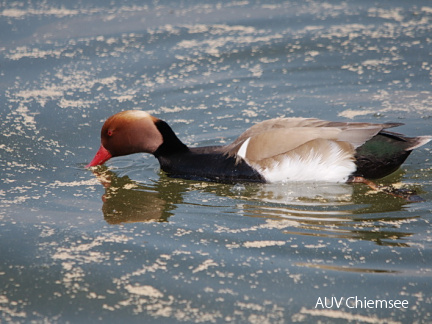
[{"xmin": 155, "ymin": 147, "xmax": 265, "ymax": 183}]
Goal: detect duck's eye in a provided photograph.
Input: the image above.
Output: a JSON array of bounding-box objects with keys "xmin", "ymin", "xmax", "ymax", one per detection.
[{"xmin": 107, "ymin": 129, "xmax": 113, "ymax": 136}]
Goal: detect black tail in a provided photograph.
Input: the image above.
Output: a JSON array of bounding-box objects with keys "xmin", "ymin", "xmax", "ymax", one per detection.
[{"xmin": 354, "ymin": 131, "xmax": 430, "ymax": 179}]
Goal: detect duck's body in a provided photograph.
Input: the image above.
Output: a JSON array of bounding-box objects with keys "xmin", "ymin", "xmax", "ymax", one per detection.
[
  {"xmin": 87, "ymin": 110, "xmax": 431, "ymax": 184},
  {"xmin": 156, "ymin": 148, "xmax": 264, "ymax": 182}
]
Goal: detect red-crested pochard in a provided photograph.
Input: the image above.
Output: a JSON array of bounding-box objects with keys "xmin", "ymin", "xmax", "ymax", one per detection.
[{"xmin": 87, "ymin": 110, "xmax": 431, "ymax": 186}]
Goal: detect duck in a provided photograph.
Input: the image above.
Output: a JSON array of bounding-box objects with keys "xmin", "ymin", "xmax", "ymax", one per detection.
[{"xmin": 87, "ymin": 110, "xmax": 431, "ymax": 187}]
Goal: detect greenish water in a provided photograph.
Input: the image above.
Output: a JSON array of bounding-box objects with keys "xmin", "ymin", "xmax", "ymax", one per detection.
[{"xmin": 1, "ymin": 1, "xmax": 432, "ymax": 323}]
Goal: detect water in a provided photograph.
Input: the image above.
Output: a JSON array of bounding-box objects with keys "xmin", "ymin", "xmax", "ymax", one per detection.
[{"xmin": 1, "ymin": 1, "xmax": 432, "ymax": 323}]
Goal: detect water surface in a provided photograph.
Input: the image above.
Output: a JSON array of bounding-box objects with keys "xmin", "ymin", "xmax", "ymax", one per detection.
[{"xmin": 1, "ymin": 1, "xmax": 432, "ymax": 323}]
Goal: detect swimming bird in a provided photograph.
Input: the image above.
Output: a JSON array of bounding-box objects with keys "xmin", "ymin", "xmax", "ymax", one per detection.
[{"xmin": 87, "ymin": 110, "xmax": 431, "ymax": 188}]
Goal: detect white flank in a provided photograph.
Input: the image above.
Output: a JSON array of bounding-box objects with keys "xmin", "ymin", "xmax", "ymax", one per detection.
[
  {"xmin": 257, "ymin": 142, "xmax": 356, "ymax": 183},
  {"xmin": 237, "ymin": 137, "xmax": 251, "ymax": 159}
]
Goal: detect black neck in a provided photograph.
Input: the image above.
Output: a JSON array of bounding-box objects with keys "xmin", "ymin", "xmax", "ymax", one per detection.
[{"xmin": 153, "ymin": 119, "xmax": 189, "ymax": 157}]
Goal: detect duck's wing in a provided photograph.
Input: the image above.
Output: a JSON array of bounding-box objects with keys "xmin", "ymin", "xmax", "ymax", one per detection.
[{"xmin": 222, "ymin": 117, "xmax": 399, "ymax": 163}]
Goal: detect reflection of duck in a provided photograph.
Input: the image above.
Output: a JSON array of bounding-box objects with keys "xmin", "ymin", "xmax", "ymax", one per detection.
[
  {"xmin": 236, "ymin": 177, "xmax": 416, "ymax": 248},
  {"xmin": 87, "ymin": 111, "xmax": 430, "ymax": 194},
  {"xmin": 240, "ymin": 169, "xmax": 414, "ymax": 214},
  {"xmin": 91, "ymin": 167, "xmax": 184, "ymax": 224},
  {"xmin": 91, "ymin": 166, "xmax": 415, "ymax": 248}
]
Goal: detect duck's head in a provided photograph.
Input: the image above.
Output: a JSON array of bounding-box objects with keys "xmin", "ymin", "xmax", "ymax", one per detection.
[{"xmin": 86, "ymin": 110, "xmax": 163, "ymax": 167}]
